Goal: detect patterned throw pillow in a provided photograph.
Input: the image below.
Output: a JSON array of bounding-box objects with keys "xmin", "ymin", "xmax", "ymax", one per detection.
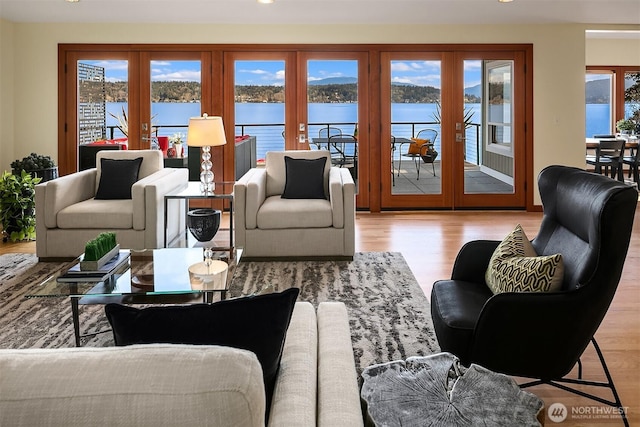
[
  {"xmin": 408, "ymin": 138, "xmax": 430, "ymax": 155},
  {"xmin": 485, "ymin": 224, "xmax": 564, "ymax": 294}
]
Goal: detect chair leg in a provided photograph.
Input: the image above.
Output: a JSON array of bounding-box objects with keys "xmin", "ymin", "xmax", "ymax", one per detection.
[
  {"xmin": 519, "ymin": 337, "xmax": 629, "ymax": 427},
  {"xmin": 414, "ymin": 156, "xmax": 420, "ymax": 180}
]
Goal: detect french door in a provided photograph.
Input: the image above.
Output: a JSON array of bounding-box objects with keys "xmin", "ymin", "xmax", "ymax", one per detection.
[
  {"xmin": 380, "ymin": 48, "xmax": 529, "ymax": 209},
  {"xmin": 60, "ymin": 44, "xmax": 531, "ymax": 211}
]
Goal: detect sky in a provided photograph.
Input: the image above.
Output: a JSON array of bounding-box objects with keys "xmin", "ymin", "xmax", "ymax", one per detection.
[{"xmin": 83, "ymin": 59, "xmax": 482, "ymax": 88}]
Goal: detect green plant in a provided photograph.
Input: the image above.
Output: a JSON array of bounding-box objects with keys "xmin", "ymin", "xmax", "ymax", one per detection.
[
  {"xmin": 616, "ymin": 118, "xmax": 636, "ymax": 132},
  {"xmin": 432, "ymin": 100, "xmax": 475, "ymax": 129},
  {"xmin": 83, "ymin": 232, "xmax": 117, "ymax": 261},
  {"xmin": 11, "ymin": 152, "xmax": 56, "ymax": 175},
  {"xmin": 0, "ymin": 170, "xmax": 41, "ymax": 242}
]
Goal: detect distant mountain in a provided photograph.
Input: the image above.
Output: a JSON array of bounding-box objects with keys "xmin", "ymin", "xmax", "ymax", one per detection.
[
  {"xmin": 308, "ymin": 77, "xmax": 357, "ymax": 85},
  {"xmin": 464, "ymin": 84, "xmax": 481, "ymax": 98},
  {"xmin": 586, "ymin": 78, "xmax": 611, "ymax": 103}
]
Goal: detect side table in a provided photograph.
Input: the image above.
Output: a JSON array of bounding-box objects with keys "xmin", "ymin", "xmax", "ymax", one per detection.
[
  {"xmin": 164, "ymin": 182, "xmax": 235, "ymax": 259},
  {"xmin": 361, "ymin": 352, "xmax": 544, "ymax": 426}
]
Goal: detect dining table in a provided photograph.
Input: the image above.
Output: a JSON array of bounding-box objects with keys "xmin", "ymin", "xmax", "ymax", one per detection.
[{"xmin": 586, "ymin": 136, "xmax": 638, "ymax": 150}]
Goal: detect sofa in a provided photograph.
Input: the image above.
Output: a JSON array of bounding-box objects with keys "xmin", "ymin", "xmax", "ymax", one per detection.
[
  {"xmin": 0, "ymin": 302, "xmax": 364, "ymax": 427},
  {"xmin": 35, "ymin": 150, "xmax": 188, "ymax": 260},
  {"xmin": 234, "ymin": 150, "xmax": 356, "ymax": 259}
]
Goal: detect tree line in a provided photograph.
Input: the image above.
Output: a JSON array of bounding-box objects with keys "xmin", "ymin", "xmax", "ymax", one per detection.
[{"xmin": 101, "ymin": 81, "xmax": 482, "ymax": 103}]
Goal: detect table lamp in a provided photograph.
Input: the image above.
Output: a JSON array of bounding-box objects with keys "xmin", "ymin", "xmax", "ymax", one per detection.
[{"xmin": 187, "ymin": 113, "xmax": 227, "ymax": 193}]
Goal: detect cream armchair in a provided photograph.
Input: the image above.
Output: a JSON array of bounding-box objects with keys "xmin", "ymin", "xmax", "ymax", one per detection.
[
  {"xmin": 234, "ymin": 150, "xmax": 355, "ymax": 259},
  {"xmin": 36, "ymin": 150, "xmax": 188, "ymax": 260}
]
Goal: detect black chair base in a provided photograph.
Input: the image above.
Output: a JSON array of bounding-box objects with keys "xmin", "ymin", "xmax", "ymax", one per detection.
[{"xmin": 519, "ymin": 338, "xmax": 629, "ymax": 427}]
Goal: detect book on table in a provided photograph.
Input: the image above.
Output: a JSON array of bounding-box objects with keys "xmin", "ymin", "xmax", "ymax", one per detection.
[{"xmin": 58, "ymin": 250, "xmax": 131, "ymax": 283}]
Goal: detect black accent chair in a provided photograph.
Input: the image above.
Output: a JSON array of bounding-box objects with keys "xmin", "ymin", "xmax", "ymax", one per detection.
[{"xmin": 431, "ymin": 165, "xmax": 637, "ymax": 426}]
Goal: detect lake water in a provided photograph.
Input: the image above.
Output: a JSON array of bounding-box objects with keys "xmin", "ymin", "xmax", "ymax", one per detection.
[{"xmin": 106, "ymin": 102, "xmax": 609, "ymax": 161}]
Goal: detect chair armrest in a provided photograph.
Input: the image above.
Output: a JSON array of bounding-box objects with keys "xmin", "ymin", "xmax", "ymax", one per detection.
[
  {"xmin": 329, "ymin": 168, "xmax": 355, "ymax": 229},
  {"xmin": 317, "ymin": 302, "xmax": 363, "ymax": 427},
  {"xmin": 237, "ymin": 168, "xmax": 267, "ymax": 230},
  {"xmin": 36, "ymin": 169, "xmax": 97, "ymax": 229},
  {"xmin": 130, "ymin": 169, "xmax": 187, "ymax": 231},
  {"xmin": 139, "ymin": 169, "xmax": 188, "ymax": 247},
  {"xmin": 268, "ymin": 302, "xmax": 317, "ymax": 427},
  {"xmin": 450, "ymin": 240, "xmax": 500, "ymax": 283}
]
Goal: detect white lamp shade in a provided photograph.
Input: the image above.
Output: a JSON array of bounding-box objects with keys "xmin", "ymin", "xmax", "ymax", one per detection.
[{"xmin": 187, "ymin": 115, "xmax": 227, "ymax": 147}]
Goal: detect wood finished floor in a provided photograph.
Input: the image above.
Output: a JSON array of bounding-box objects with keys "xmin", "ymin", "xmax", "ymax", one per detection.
[{"xmin": 2, "ymin": 207, "xmax": 639, "ymax": 426}]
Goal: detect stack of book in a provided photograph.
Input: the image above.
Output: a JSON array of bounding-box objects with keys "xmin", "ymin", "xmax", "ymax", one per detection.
[{"xmin": 58, "ymin": 250, "xmax": 130, "ymax": 283}]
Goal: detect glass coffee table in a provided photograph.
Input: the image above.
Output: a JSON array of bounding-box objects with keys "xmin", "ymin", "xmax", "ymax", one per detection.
[{"xmin": 27, "ymin": 247, "xmax": 240, "ymax": 347}]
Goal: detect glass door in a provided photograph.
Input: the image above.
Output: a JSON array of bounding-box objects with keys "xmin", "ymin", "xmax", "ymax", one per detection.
[
  {"xmin": 454, "ymin": 52, "xmax": 526, "ymax": 208},
  {"xmin": 381, "ymin": 50, "xmax": 528, "ymax": 209},
  {"xmin": 63, "ymin": 53, "xmax": 132, "ymax": 174},
  {"xmin": 299, "ymin": 53, "xmax": 369, "ymax": 205},
  {"xmin": 224, "ymin": 52, "xmax": 297, "ymax": 174},
  {"xmin": 381, "ymin": 52, "xmax": 448, "ymax": 208}
]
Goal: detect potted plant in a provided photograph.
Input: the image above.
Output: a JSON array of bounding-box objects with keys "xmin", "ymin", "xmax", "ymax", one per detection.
[
  {"xmin": 616, "ymin": 118, "xmax": 636, "ymax": 135},
  {"xmin": 11, "ymin": 152, "xmax": 58, "ymax": 182},
  {"xmin": 170, "ymin": 132, "xmax": 185, "ymax": 158},
  {"xmin": 0, "ymin": 170, "xmax": 41, "ymax": 242}
]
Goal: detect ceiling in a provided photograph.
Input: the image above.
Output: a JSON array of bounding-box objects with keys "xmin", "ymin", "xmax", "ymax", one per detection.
[{"xmin": 0, "ymin": 0, "xmax": 639, "ymax": 26}]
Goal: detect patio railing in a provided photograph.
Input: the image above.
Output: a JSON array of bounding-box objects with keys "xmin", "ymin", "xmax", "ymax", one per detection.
[{"xmin": 106, "ymin": 121, "xmax": 482, "ymax": 165}]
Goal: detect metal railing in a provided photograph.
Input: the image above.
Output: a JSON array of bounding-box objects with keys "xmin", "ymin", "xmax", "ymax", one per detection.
[{"xmin": 106, "ymin": 121, "xmax": 482, "ymax": 165}]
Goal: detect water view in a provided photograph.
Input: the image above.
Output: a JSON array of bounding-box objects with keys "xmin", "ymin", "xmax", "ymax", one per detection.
[{"xmin": 106, "ymin": 102, "xmax": 610, "ymax": 162}]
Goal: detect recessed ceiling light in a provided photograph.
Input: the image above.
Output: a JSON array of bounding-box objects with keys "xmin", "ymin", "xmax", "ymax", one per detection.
[
  {"xmin": 66, "ymin": 0, "xmax": 80, "ymax": 3},
  {"xmin": 257, "ymin": 0, "xmax": 274, "ymax": 3},
  {"xmin": 498, "ymin": 0, "xmax": 514, "ymax": 3}
]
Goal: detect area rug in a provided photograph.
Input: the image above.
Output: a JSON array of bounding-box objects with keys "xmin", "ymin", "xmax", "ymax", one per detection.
[{"xmin": 0, "ymin": 252, "xmax": 440, "ymax": 374}]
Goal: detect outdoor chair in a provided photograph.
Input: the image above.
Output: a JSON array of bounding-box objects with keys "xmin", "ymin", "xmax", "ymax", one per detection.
[
  {"xmin": 398, "ymin": 128, "xmax": 438, "ymax": 179},
  {"xmin": 328, "ymin": 134, "xmax": 358, "ymax": 179},
  {"xmin": 586, "ymin": 138, "xmax": 625, "ymax": 181},
  {"xmin": 430, "ymin": 165, "xmax": 637, "ymax": 426}
]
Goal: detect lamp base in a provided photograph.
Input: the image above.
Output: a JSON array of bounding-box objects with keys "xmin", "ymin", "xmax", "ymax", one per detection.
[
  {"xmin": 188, "ymin": 260, "xmax": 228, "ymax": 291},
  {"xmin": 200, "ymin": 145, "xmax": 214, "ymax": 194}
]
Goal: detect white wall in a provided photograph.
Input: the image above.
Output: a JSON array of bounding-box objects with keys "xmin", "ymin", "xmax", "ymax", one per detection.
[
  {"xmin": 1, "ymin": 21, "xmax": 637, "ymax": 205},
  {"xmin": 0, "ymin": 18, "xmax": 14, "ymax": 173},
  {"xmin": 586, "ymin": 37, "xmax": 640, "ymax": 66}
]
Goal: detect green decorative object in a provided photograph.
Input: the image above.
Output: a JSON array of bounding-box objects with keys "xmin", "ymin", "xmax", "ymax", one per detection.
[
  {"xmin": 0, "ymin": 170, "xmax": 41, "ymax": 242},
  {"xmin": 616, "ymin": 118, "xmax": 636, "ymax": 133},
  {"xmin": 83, "ymin": 232, "xmax": 117, "ymax": 261},
  {"xmin": 80, "ymin": 232, "xmax": 120, "ymax": 271},
  {"xmin": 11, "ymin": 152, "xmax": 58, "ymax": 182}
]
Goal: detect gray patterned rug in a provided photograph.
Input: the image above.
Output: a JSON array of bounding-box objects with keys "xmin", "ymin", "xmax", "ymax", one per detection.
[{"xmin": 0, "ymin": 252, "xmax": 439, "ymax": 374}]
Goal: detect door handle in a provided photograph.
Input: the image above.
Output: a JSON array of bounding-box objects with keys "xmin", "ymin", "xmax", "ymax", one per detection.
[{"xmin": 456, "ymin": 133, "xmax": 466, "ymax": 142}]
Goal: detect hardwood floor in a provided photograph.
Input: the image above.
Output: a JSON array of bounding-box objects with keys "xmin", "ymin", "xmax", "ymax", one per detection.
[{"xmin": 2, "ymin": 207, "xmax": 639, "ymax": 426}]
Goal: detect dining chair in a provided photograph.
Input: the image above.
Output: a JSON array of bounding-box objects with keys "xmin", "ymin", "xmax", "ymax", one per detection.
[
  {"xmin": 585, "ymin": 138, "xmax": 625, "ymax": 181},
  {"xmin": 399, "ymin": 128, "xmax": 438, "ymax": 179},
  {"xmin": 622, "ymin": 144, "xmax": 639, "ymax": 183}
]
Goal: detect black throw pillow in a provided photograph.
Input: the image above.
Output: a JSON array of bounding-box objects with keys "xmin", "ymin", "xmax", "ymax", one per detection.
[
  {"xmin": 104, "ymin": 287, "xmax": 300, "ymax": 412},
  {"xmin": 281, "ymin": 156, "xmax": 327, "ymax": 199},
  {"xmin": 95, "ymin": 157, "xmax": 143, "ymax": 200}
]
